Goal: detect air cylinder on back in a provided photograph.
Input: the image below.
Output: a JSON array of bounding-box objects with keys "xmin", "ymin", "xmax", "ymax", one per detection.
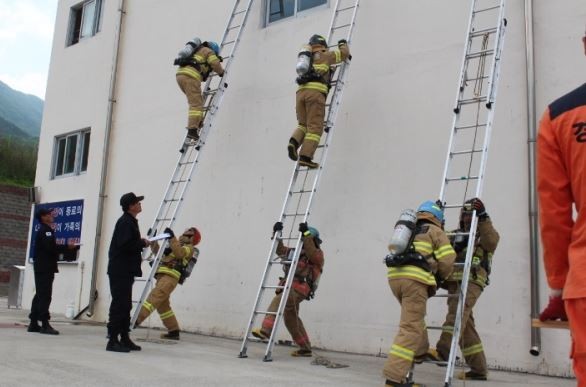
[{"xmin": 388, "ymin": 209, "xmax": 417, "ymax": 255}]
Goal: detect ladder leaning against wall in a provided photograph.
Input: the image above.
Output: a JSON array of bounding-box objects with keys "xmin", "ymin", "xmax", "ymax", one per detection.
[
  {"xmin": 238, "ymin": 0, "xmax": 360, "ymax": 362},
  {"xmin": 416, "ymin": 1, "xmax": 507, "ymax": 386},
  {"xmin": 129, "ymin": 0, "xmax": 255, "ymax": 330}
]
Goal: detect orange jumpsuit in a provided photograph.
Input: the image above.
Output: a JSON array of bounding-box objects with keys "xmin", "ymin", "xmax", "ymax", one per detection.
[{"xmin": 537, "ymin": 82, "xmax": 586, "ymax": 386}]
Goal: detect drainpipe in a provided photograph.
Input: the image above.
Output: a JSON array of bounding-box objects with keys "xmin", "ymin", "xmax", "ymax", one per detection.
[
  {"xmin": 525, "ymin": 0, "xmax": 541, "ymax": 356},
  {"xmin": 87, "ymin": 0, "xmax": 125, "ymax": 316}
]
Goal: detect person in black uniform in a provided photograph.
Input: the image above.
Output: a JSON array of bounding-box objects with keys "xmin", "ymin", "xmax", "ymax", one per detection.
[
  {"xmin": 28, "ymin": 208, "xmax": 77, "ymax": 335},
  {"xmin": 106, "ymin": 192, "xmax": 150, "ymax": 353}
]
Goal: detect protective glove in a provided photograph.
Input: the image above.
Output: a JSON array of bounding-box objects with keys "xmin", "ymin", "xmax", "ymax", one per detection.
[
  {"xmin": 163, "ymin": 247, "xmax": 172, "ymax": 256},
  {"xmin": 539, "ymin": 292, "xmax": 567, "ymax": 321},
  {"xmin": 273, "ymin": 221, "xmax": 283, "ymax": 233},
  {"xmin": 470, "ymin": 198, "xmax": 486, "ymax": 217},
  {"xmin": 163, "ymin": 227, "xmax": 175, "ymax": 239},
  {"xmin": 223, "ymin": 82, "xmax": 228, "ymax": 88},
  {"xmin": 338, "ymin": 39, "xmax": 348, "ymax": 46},
  {"xmin": 299, "ymin": 222, "xmax": 310, "ymax": 236}
]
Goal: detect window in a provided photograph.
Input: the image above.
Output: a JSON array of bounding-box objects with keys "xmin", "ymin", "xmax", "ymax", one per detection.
[
  {"xmin": 52, "ymin": 130, "xmax": 91, "ymax": 178},
  {"xmin": 267, "ymin": 0, "xmax": 327, "ymax": 24},
  {"xmin": 67, "ymin": 0, "xmax": 103, "ymax": 46}
]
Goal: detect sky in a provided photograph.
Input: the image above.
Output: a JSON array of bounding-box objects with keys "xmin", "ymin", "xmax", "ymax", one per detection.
[{"xmin": 0, "ymin": 0, "xmax": 58, "ymax": 100}]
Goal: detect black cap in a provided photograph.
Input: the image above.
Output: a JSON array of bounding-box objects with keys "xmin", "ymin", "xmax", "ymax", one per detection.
[
  {"xmin": 35, "ymin": 207, "xmax": 54, "ymax": 220},
  {"xmin": 120, "ymin": 192, "xmax": 144, "ymax": 210}
]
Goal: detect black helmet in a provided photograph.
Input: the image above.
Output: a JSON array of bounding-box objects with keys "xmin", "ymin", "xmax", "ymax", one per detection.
[{"xmin": 309, "ymin": 34, "xmax": 327, "ymax": 47}]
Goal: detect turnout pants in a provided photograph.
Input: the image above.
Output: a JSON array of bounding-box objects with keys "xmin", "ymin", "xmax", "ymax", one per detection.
[
  {"xmin": 107, "ymin": 274, "xmax": 134, "ymax": 337},
  {"xmin": 436, "ymin": 281, "xmax": 487, "ymax": 375},
  {"xmin": 136, "ymin": 274, "xmax": 180, "ymax": 332},
  {"xmin": 29, "ymin": 271, "xmax": 55, "ymax": 322},
  {"xmin": 291, "ymin": 89, "xmax": 326, "ymax": 160},
  {"xmin": 566, "ymin": 298, "xmax": 586, "ymax": 387},
  {"xmin": 383, "ymin": 278, "xmax": 430, "ymax": 383},
  {"xmin": 176, "ymin": 73, "xmax": 204, "ymax": 130},
  {"xmin": 260, "ymin": 289, "xmax": 311, "ymax": 350}
]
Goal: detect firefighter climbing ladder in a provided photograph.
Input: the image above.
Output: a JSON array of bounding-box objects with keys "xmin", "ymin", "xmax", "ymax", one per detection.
[
  {"xmin": 129, "ymin": 0, "xmax": 254, "ymax": 329},
  {"xmin": 238, "ymin": 0, "xmax": 360, "ymax": 362},
  {"xmin": 423, "ymin": 1, "xmax": 507, "ymax": 386}
]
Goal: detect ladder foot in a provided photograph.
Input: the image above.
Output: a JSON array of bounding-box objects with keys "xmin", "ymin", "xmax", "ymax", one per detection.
[
  {"xmin": 238, "ymin": 352, "xmax": 248, "ymax": 359},
  {"xmin": 263, "ymin": 355, "xmax": 273, "ymax": 362}
]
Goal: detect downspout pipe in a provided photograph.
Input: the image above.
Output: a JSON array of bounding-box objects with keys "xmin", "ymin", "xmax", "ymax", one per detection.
[
  {"xmin": 525, "ymin": 0, "xmax": 541, "ymax": 356},
  {"xmin": 87, "ymin": 0, "xmax": 125, "ymax": 316}
]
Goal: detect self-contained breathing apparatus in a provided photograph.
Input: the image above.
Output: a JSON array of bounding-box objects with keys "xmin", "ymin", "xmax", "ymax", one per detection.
[
  {"xmin": 279, "ymin": 245, "xmax": 321, "ymax": 300},
  {"xmin": 295, "ymin": 45, "xmax": 332, "ymax": 88},
  {"xmin": 174, "ymin": 39, "xmax": 223, "ymax": 81},
  {"xmin": 384, "ymin": 209, "xmax": 432, "ymax": 273}
]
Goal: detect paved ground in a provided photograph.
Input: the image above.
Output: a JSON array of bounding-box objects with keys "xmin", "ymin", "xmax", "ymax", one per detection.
[{"xmin": 0, "ymin": 298, "xmax": 576, "ymax": 387}]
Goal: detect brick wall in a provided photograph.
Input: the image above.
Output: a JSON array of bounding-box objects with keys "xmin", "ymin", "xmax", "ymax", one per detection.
[{"xmin": 0, "ymin": 184, "xmax": 32, "ymax": 295}]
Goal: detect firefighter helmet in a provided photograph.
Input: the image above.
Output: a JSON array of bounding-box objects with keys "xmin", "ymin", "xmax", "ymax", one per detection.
[
  {"xmin": 182, "ymin": 227, "xmax": 201, "ymax": 246},
  {"xmin": 417, "ymin": 200, "xmax": 444, "ymax": 223},
  {"xmin": 207, "ymin": 41, "xmax": 220, "ymax": 55},
  {"xmin": 309, "ymin": 34, "xmax": 327, "ymax": 47}
]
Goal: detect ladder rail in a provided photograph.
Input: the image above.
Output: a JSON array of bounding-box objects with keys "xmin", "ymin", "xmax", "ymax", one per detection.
[{"xmin": 485, "ymin": 0, "xmax": 506, "ymax": 107}]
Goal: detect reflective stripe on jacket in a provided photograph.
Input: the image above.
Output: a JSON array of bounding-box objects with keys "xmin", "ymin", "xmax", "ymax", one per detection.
[
  {"xmin": 388, "ymin": 212, "xmax": 456, "ymax": 289},
  {"xmin": 153, "ymin": 237, "xmax": 194, "ymax": 280},
  {"xmin": 447, "ymin": 218, "xmax": 499, "ymax": 288},
  {"xmin": 176, "ymin": 46, "xmax": 224, "ymax": 81},
  {"xmin": 298, "ymin": 42, "xmax": 350, "ymax": 94}
]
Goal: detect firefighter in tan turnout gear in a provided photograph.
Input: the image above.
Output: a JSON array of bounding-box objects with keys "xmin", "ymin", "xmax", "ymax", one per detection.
[
  {"xmin": 174, "ymin": 38, "xmax": 225, "ymax": 143},
  {"xmin": 288, "ymin": 34, "xmax": 351, "ymax": 169},
  {"xmin": 134, "ymin": 227, "xmax": 201, "ymax": 340},
  {"xmin": 431, "ymin": 198, "xmax": 499, "ymax": 381},
  {"xmin": 383, "ymin": 201, "xmax": 456, "ymax": 387},
  {"xmin": 251, "ymin": 222, "xmax": 324, "ymax": 357}
]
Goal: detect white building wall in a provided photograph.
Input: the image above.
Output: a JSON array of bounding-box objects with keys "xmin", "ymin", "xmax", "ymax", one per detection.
[{"xmin": 26, "ymin": 0, "xmax": 586, "ymax": 377}]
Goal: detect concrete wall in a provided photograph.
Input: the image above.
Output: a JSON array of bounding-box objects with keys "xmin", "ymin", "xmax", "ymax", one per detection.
[
  {"xmin": 0, "ymin": 185, "xmax": 31, "ymax": 295},
  {"xmin": 25, "ymin": 0, "xmax": 586, "ymax": 377}
]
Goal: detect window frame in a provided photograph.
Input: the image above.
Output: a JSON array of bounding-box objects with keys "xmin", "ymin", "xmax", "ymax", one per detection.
[
  {"xmin": 265, "ymin": 0, "xmax": 328, "ymax": 26},
  {"xmin": 51, "ymin": 128, "xmax": 91, "ymax": 179},
  {"xmin": 66, "ymin": 0, "xmax": 103, "ymax": 46}
]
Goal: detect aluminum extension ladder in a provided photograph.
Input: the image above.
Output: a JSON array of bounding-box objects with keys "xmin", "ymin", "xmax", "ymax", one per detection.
[
  {"xmin": 129, "ymin": 0, "xmax": 254, "ymax": 330},
  {"xmin": 422, "ymin": 1, "xmax": 507, "ymax": 386},
  {"xmin": 238, "ymin": 0, "xmax": 360, "ymax": 362}
]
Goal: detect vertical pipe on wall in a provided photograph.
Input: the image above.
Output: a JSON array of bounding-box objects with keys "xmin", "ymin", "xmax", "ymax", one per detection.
[
  {"xmin": 525, "ymin": 0, "xmax": 541, "ymax": 356},
  {"xmin": 87, "ymin": 0, "xmax": 125, "ymax": 316}
]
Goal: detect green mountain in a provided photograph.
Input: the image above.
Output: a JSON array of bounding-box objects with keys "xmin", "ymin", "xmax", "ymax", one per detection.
[
  {"xmin": 0, "ymin": 80, "xmax": 43, "ymax": 138},
  {"xmin": 0, "ymin": 115, "xmax": 30, "ymax": 139}
]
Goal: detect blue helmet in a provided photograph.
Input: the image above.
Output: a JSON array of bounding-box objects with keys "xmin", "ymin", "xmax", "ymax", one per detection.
[
  {"xmin": 207, "ymin": 41, "xmax": 220, "ymax": 55},
  {"xmin": 307, "ymin": 226, "xmax": 319, "ymax": 239},
  {"xmin": 417, "ymin": 200, "xmax": 444, "ymax": 223}
]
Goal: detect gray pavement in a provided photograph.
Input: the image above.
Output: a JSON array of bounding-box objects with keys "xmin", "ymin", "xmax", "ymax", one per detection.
[{"xmin": 0, "ymin": 299, "xmax": 575, "ymax": 387}]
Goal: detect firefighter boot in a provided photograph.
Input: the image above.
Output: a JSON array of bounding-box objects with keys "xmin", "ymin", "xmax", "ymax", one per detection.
[
  {"xmin": 251, "ymin": 328, "xmax": 270, "ymax": 342},
  {"xmin": 291, "ymin": 348, "xmax": 313, "ymax": 357},
  {"xmin": 120, "ymin": 331, "xmax": 142, "ymax": 351},
  {"xmin": 27, "ymin": 320, "xmax": 41, "ymax": 333},
  {"xmin": 106, "ymin": 336, "xmax": 131, "ymax": 353},
  {"xmin": 298, "ymin": 155, "xmax": 319, "ymax": 169},
  {"xmin": 161, "ymin": 330, "xmax": 180, "ymax": 340},
  {"xmin": 186, "ymin": 128, "xmax": 200, "ymax": 142},
  {"xmin": 385, "ymin": 380, "xmax": 425, "ymax": 387},
  {"xmin": 40, "ymin": 321, "xmax": 59, "ymax": 335},
  {"xmin": 288, "ymin": 138, "xmax": 299, "ymax": 161},
  {"xmin": 457, "ymin": 371, "xmax": 487, "ymax": 381}
]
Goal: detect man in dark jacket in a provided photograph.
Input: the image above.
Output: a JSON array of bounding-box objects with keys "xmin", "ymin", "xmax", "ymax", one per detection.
[
  {"xmin": 106, "ymin": 192, "xmax": 150, "ymax": 353},
  {"xmin": 28, "ymin": 208, "xmax": 77, "ymax": 335}
]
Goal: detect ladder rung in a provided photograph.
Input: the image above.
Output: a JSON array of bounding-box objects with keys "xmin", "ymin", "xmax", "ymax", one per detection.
[
  {"xmin": 465, "ymin": 75, "xmax": 489, "ymax": 82},
  {"xmin": 332, "ymin": 23, "xmax": 351, "ymax": 31},
  {"xmin": 263, "ymin": 285, "xmax": 285, "ymax": 289},
  {"xmin": 223, "ymin": 39, "xmax": 236, "ymax": 46},
  {"xmin": 470, "ymin": 27, "xmax": 498, "ymax": 38},
  {"xmin": 336, "ymin": 5, "xmax": 356, "ymax": 13},
  {"xmin": 450, "ymin": 148, "xmax": 483, "ymax": 156},
  {"xmin": 254, "ymin": 311, "xmax": 277, "ymax": 316},
  {"xmin": 290, "ymin": 189, "xmax": 314, "ymax": 195},
  {"xmin": 458, "ymin": 96, "xmax": 487, "ymax": 105},
  {"xmin": 171, "ymin": 179, "xmax": 190, "ymax": 183},
  {"xmin": 433, "ymin": 293, "xmax": 459, "ymax": 298},
  {"xmin": 163, "ymin": 198, "xmax": 181, "ymax": 203},
  {"xmin": 453, "ymin": 262, "xmax": 465, "ymax": 266},
  {"xmin": 446, "ymin": 231, "xmax": 470, "ymax": 236},
  {"xmin": 178, "ymin": 161, "xmax": 195, "ymax": 166},
  {"xmin": 156, "ymin": 217, "xmax": 174, "ymax": 222},
  {"xmin": 445, "ymin": 175, "xmax": 479, "ymax": 182},
  {"xmin": 282, "ymin": 213, "xmax": 306, "ymax": 218},
  {"xmin": 233, "ymin": 9, "xmax": 246, "ymax": 16},
  {"xmin": 473, "ymin": 5, "xmax": 500, "ymax": 14},
  {"xmin": 455, "ymin": 123, "xmax": 487, "ymax": 131},
  {"xmin": 426, "ymin": 325, "xmax": 446, "ymax": 331},
  {"xmin": 134, "ymin": 278, "xmax": 147, "ymax": 282},
  {"xmin": 466, "ymin": 49, "xmax": 494, "ymax": 59},
  {"xmin": 228, "ymin": 24, "xmax": 242, "ymax": 31}
]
